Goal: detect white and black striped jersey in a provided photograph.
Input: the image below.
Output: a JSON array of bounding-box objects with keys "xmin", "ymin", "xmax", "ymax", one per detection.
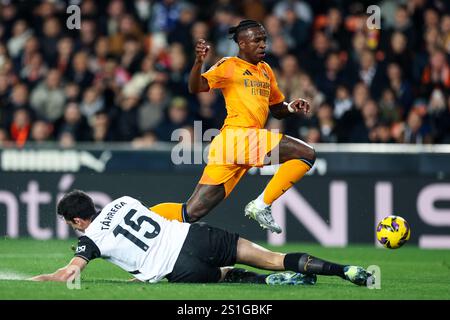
[{"xmin": 74, "ymin": 196, "xmax": 190, "ymax": 283}]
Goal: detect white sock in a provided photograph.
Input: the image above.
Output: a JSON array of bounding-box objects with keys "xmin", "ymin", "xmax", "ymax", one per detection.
[{"xmin": 253, "ymin": 192, "xmax": 270, "ymax": 210}]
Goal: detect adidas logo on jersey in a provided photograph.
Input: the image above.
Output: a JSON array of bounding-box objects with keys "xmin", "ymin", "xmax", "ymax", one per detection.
[{"xmin": 243, "ymin": 70, "xmax": 253, "ymax": 76}]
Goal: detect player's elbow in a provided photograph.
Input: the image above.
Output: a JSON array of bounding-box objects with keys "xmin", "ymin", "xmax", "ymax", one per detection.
[
  {"xmin": 188, "ymin": 84, "xmax": 207, "ymax": 94},
  {"xmin": 188, "ymin": 85, "xmax": 197, "ymax": 94}
]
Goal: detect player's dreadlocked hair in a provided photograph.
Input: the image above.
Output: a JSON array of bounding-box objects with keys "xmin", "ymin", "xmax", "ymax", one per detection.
[{"xmin": 228, "ymin": 20, "xmax": 263, "ymax": 43}]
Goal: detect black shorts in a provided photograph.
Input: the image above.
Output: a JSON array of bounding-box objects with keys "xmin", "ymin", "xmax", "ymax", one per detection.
[{"xmin": 166, "ymin": 222, "xmax": 239, "ymax": 283}]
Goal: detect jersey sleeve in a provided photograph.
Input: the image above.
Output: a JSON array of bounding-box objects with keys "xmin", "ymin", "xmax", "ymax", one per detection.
[
  {"xmin": 265, "ymin": 64, "xmax": 285, "ymax": 106},
  {"xmin": 74, "ymin": 236, "xmax": 101, "ymax": 262},
  {"xmin": 201, "ymin": 58, "xmax": 234, "ymax": 89}
]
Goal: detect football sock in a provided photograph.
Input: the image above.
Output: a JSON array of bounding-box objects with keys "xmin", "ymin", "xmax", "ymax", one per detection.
[
  {"xmin": 284, "ymin": 253, "xmax": 346, "ymax": 279},
  {"xmin": 149, "ymin": 202, "xmax": 183, "ymax": 222},
  {"xmin": 223, "ymin": 268, "xmax": 267, "ymax": 284},
  {"xmin": 259, "ymin": 159, "xmax": 311, "ymax": 207}
]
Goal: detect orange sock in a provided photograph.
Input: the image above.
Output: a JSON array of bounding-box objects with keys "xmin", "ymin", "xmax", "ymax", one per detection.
[
  {"xmin": 149, "ymin": 202, "xmax": 183, "ymax": 222},
  {"xmin": 262, "ymin": 159, "xmax": 311, "ymax": 205}
]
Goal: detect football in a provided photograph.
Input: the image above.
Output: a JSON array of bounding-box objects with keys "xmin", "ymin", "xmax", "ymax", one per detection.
[{"xmin": 376, "ymin": 216, "xmax": 411, "ymax": 249}]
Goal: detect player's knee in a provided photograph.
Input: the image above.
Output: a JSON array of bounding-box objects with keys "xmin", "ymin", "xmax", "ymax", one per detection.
[
  {"xmin": 300, "ymin": 146, "xmax": 316, "ymax": 169},
  {"xmin": 184, "ymin": 204, "xmax": 207, "ymax": 223}
]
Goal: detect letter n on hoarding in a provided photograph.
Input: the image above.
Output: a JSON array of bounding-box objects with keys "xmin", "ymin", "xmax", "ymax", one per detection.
[{"xmin": 270, "ymin": 181, "xmax": 348, "ymax": 246}]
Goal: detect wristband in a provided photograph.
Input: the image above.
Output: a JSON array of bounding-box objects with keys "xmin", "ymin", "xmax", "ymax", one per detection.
[{"xmin": 285, "ymin": 101, "xmax": 295, "ymax": 113}]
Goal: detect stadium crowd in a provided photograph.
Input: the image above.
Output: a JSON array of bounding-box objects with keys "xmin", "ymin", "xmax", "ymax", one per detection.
[{"xmin": 0, "ymin": 0, "xmax": 449, "ymax": 148}]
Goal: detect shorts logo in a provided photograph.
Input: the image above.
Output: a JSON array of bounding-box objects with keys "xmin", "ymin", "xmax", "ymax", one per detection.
[{"xmin": 76, "ymin": 245, "xmax": 86, "ymax": 253}]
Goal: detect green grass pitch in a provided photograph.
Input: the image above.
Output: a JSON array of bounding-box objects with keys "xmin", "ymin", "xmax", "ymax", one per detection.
[{"xmin": 0, "ymin": 239, "xmax": 449, "ymax": 300}]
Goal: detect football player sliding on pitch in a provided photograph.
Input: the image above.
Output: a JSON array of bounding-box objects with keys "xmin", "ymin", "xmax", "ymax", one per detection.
[{"xmin": 30, "ymin": 190, "xmax": 374, "ymax": 286}]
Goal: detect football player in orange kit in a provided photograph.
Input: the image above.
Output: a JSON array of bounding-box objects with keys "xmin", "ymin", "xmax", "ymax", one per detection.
[{"xmin": 151, "ymin": 20, "xmax": 316, "ymax": 233}]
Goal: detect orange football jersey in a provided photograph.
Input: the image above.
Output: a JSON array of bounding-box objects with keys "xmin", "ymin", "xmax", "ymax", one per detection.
[{"xmin": 201, "ymin": 57, "xmax": 285, "ymax": 129}]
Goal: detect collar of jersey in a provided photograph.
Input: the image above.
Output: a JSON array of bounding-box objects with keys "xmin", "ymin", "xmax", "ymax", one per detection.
[{"xmin": 233, "ymin": 56, "xmax": 262, "ymax": 69}]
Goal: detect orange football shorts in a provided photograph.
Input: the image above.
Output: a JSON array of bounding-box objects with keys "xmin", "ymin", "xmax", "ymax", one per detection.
[{"xmin": 199, "ymin": 126, "xmax": 283, "ymax": 197}]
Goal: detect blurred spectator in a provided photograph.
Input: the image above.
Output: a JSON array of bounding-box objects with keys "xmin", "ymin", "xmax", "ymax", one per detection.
[
  {"xmin": 29, "ymin": 119, "xmax": 53, "ymax": 144},
  {"xmin": 7, "ymin": 83, "xmax": 31, "ymax": 111},
  {"xmin": 385, "ymin": 31, "xmax": 414, "ymax": 79},
  {"xmin": 9, "ymin": 108, "xmax": 32, "ymax": 147},
  {"xmin": 58, "ymin": 131, "xmax": 76, "ymax": 148},
  {"xmin": 384, "ymin": 5, "xmax": 417, "ymax": 51},
  {"xmin": 305, "ymin": 127, "xmax": 321, "ymax": 144},
  {"xmin": 282, "ymin": 6, "xmax": 310, "ymax": 52},
  {"xmin": 166, "ymin": 43, "xmax": 190, "ymax": 96},
  {"xmin": 7, "ymin": 20, "xmax": 32, "ymax": 59},
  {"xmin": 0, "ymin": 3, "xmax": 19, "ymax": 41},
  {"xmin": 315, "ymin": 51, "xmax": 347, "ymax": 101},
  {"xmin": 316, "ymin": 102, "xmax": 338, "ymax": 143},
  {"xmin": 318, "ymin": 7, "xmax": 350, "ymax": 51},
  {"xmin": 195, "ymin": 90, "xmax": 225, "ymax": 131},
  {"xmin": 0, "ymin": 127, "xmax": 11, "ymax": 147},
  {"xmin": 273, "ymin": 0, "xmax": 313, "ymax": 25},
  {"xmin": 78, "ymin": 19, "xmax": 98, "ymax": 54},
  {"xmin": 264, "ymin": 34, "xmax": 289, "ymax": 70},
  {"xmin": 212, "ymin": 6, "xmax": 238, "ymax": 57},
  {"xmin": 372, "ymin": 121, "xmax": 396, "ymax": 143},
  {"xmin": 40, "ymin": 16, "xmax": 62, "ymax": 64},
  {"xmin": 336, "ymin": 82, "xmax": 369, "ymax": 142},
  {"xmin": 14, "ymin": 36, "xmax": 40, "ymax": 74},
  {"xmin": 0, "ymin": 74, "xmax": 11, "ymax": 126},
  {"xmin": 168, "ymin": 3, "xmax": 197, "ymax": 52},
  {"xmin": 441, "ymin": 14, "xmax": 450, "ymax": 53},
  {"xmin": 428, "ymin": 89, "xmax": 450, "ymax": 143},
  {"xmin": 149, "ymin": 0, "xmax": 185, "ymax": 33},
  {"xmin": 420, "ymin": 49, "xmax": 450, "ymax": 96},
  {"xmin": 264, "ymin": 15, "xmax": 295, "ymax": 53},
  {"xmin": 121, "ymin": 35, "xmax": 146, "ymax": 75},
  {"xmin": 56, "ymin": 36, "xmax": 75, "ymax": 77},
  {"xmin": 89, "ymin": 37, "xmax": 109, "ymax": 73},
  {"xmin": 54, "ymin": 102, "xmax": 91, "ymax": 142},
  {"xmin": 155, "ymin": 96, "xmax": 192, "ymax": 141},
  {"xmin": 68, "ymin": 51, "xmax": 94, "ymax": 90},
  {"xmin": 333, "ymin": 84, "xmax": 353, "ymax": 120},
  {"xmin": 123, "ymin": 55, "xmax": 157, "ymax": 98},
  {"xmin": 92, "ymin": 111, "xmax": 116, "ymax": 142},
  {"xmin": 349, "ymin": 99, "xmax": 380, "ymax": 143},
  {"xmin": 114, "ymin": 95, "xmax": 140, "ymax": 141},
  {"xmin": 64, "ymin": 82, "xmax": 81, "ymax": 103},
  {"xmin": 80, "ymin": 88, "xmax": 105, "ymax": 123},
  {"xmin": 276, "ymin": 54, "xmax": 303, "ymax": 101},
  {"xmin": 138, "ymin": 82, "xmax": 169, "ymax": 133},
  {"xmin": 356, "ymin": 49, "xmax": 386, "ymax": 100},
  {"xmin": 109, "ymin": 14, "xmax": 145, "ymax": 56},
  {"xmin": 300, "ymin": 31, "xmax": 330, "ymax": 76},
  {"xmin": 386, "ymin": 62, "xmax": 413, "ymax": 114},
  {"xmin": 30, "ymin": 69, "xmax": 65, "ymax": 122},
  {"xmin": 20, "ymin": 52, "xmax": 47, "ymax": 88},
  {"xmin": 378, "ymin": 88, "xmax": 402, "ymax": 124},
  {"xmin": 133, "ymin": 0, "xmax": 153, "ymax": 27},
  {"xmin": 403, "ymin": 109, "xmax": 433, "ymax": 144}
]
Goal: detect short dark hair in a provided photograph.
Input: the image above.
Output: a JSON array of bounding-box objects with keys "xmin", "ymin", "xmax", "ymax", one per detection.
[
  {"xmin": 57, "ymin": 190, "xmax": 96, "ymax": 222},
  {"xmin": 228, "ymin": 19, "xmax": 263, "ymax": 43}
]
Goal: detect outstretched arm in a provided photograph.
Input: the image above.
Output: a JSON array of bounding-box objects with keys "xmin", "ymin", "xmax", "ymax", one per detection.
[
  {"xmin": 29, "ymin": 257, "xmax": 87, "ymax": 282},
  {"xmin": 269, "ymin": 98, "xmax": 310, "ymax": 120},
  {"xmin": 188, "ymin": 39, "xmax": 210, "ymax": 93}
]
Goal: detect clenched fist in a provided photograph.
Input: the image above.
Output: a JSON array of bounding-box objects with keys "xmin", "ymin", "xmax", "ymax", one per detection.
[{"xmin": 194, "ymin": 39, "xmax": 210, "ymax": 64}]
